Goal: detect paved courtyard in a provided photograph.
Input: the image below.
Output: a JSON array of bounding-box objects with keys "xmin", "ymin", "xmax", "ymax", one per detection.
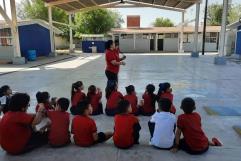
[{"xmin": 0, "ymin": 53, "xmax": 241, "ymax": 161}]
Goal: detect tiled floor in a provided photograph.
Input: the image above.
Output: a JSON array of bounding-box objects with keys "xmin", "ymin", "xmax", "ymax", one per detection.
[{"xmin": 0, "ymin": 53, "xmax": 241, "ymax": 161}]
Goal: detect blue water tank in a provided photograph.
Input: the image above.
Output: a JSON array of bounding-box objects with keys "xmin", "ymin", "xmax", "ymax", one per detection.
[{"xmin": 27, "ymin": 50, "xmax": 37, "ymax": 61}]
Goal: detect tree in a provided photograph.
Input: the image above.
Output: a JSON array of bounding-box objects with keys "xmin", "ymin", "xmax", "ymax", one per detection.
[
  {"xmin": 17, "ymin": 0, "xmax": 69, "ymax": 36},
  {"xmin": 207, "ymin": 3, "xmax": 241, "ymax": 26},
  {"xmin": 152, "ymin": 17, "xmax": 174, "ymax": 27},
  {"xmin": 74, "ymin": 9, "xmax": 123, "ymax": 36}
]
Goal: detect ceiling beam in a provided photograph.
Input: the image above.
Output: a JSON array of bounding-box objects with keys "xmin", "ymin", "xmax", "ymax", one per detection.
[
  {"xmin": 90, "ymin": 0, "xmax": 98, "ymax": 5},
  {"xmin": 126, "ymin": 0, "xmax": 184, "ymax": 12},
  {"xmin": 45, "ymin": 0, "xmax": 78, "ymax": 7}
]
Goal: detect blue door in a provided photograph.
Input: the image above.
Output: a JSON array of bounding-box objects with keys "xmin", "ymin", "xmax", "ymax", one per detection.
[{"xmin": 236, "ymin": 30, "xmax": 241, "ymax": 55}]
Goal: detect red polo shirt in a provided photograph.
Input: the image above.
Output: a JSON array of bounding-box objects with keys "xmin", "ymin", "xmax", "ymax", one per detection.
[
  {"xmin": 124, "ymin": 94, "xmax": 138, "ymax": 114},
  {"xmin": 71, "ymin": 91, "xmax": 86, "ymax": 107},
  {"xmin": 142, "ymin": 93, "xmax": 156, "ymax": 114},
  {"xmin": 0, "ymin": 112, "xmax": 34, "ymax": 154},
  {"xmin": 47, "ymin": 111, "xmax": 70, "ymax": 146},
  {"xmin": 106, "ymin": 91, "xmax": 123, "ymax": 109},
  {"xmin": 105, "ymin": 49, "xmax": 120, "ymax": 74},
  {"xmin": 72, "ymin": 115, "xmax": 97, "ymax": 147},
  {"xmin": 113, "ymin": 114, "xmax": 139, "ymax": 148},
  {"xmin": 88, "ymin": 92, "xmax": 102, "ymax": 113},
  {"xmin": 177, "ymin": 112, "xmax": 209, "ymax": 151},
  {"xmin": 160, "ymin": 92, "xmax": 176, "ymax": 114}
]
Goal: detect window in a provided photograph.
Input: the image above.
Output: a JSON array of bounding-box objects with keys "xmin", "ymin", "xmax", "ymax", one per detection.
[
  {"xmin": 205, "ymin": 32, "xmax": 217, "ymax": 43},
  {"xmin": 183, "ymin": 33, "xmax": 191, "ymax": 43},
  {"xmin": 165, "ymin": 33, "xmax": 178, "ymax": 38},
  {"xmin": 121, "ymin": 34, "xmax": 134, "ymax": 39}
]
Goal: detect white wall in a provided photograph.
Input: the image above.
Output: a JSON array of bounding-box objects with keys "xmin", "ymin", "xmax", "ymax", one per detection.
[
  {"xmin": 0, "ymin": 46, "xmax": 14, "ymax": 61},
  {"xmin": 119, "ymin": 38, "xmax": 150, "ymax": 53},
  {"xmin": 55, "ymin": 36, "xmax": 69, "ymax": 49},
  {"xmin": 163, "ymin": 38, "xmax": 178, "ymax": 52}
]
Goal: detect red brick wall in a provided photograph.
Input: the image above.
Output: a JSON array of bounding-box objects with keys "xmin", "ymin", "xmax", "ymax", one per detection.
[{"xmin": 127, "ymin": 16, "xmax": 140, "ymax": 28}]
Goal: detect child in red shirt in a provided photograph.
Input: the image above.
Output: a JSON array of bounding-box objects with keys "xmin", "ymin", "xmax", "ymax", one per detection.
[
  {"xmin": 158, "ymin": 83, "xmax": 176, "ymax": 114},
  {"xmin": 72, "ymin": 100, "xmax": 113, "ymax": 147},
  {"xmin": 105, "ymin": 81, "xmax": 123, "ymax": 116},
  {"xmin": 171, "ymin": 97, "xmax": 222, "ymax": 155},
  {"xmin": 35, "ymin": 91, "xmax": 53, "ymax": 112},
  {"xmin": 113, "ymin": 100, "xmax": 141, "ymax": 149},
  {"xmin": 124, "ymin": 85, "xmax": 138, "ymax": 115},
  {"xmin": 0, "ymin": 93, "xmax": 47, "ymax": 155},
  {"xmin": 47, "ymin": 98, "xmax": 70, "ymax": 147},
  {"xmin": 139, "ymin": 84, "xmax": 157, "ymax": 116},
  {"xmin": 87, "ymin": 85, "xmax": 103, "ymax": 115},
  {"xmin": 70, "ymin": 81, "xmax": 86, "ymax": 115}
]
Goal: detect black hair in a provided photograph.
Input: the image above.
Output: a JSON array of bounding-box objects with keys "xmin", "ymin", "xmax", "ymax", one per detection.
[
  {"xmin": 36, "ymin": 91, "xmax": 50, "ymax": 103},
  {"xmin": 115, "ymin": 40, "xmax": 119, "ymax": 46},
  {"xmin": 118, "ymin": 100, "xmax": 130, "ymax": 114},
  {"xmin": 158, "ymin": 98, "xmax": 172, "ymax": 112},
  {"xmin": 180, "ymin": 97, "xmax": 196, "ymax": 114},
  {"xmin": 74, "ymin": 100, "xmax": 90, "ymax": 115},
  {"xmin": 105, "ymin": 81, "xmax": 117, "ymax": 99},
  {"xmin": 71, "ymin": 81, "xmax": 83, "ymax": 101},
  {"xmin": 8, "ymin": 93, "xmax": 30, "ymax": 112},
  {"xmin": 158, "ymin": 82, "xmax": 171, "ymax": 95},
  {"xmin": 146, "ymin": 84, "xmax": 157, "ymax": 108},
  {"xmin": 105, "ymin": 40, "xmax": 114, "ymax": 50},
  {"xmin": 57, "ymin": 98, "xmax": 70, "ymax": 112},
  {"xmin": 0, "ymin": 85, "xmax": 10, "ymax": 97},
  {"xmin": 88, "ymin": 85, "xmax": 96, "ymax": 95},
  {"xmin": 125, "ymin": 85, "xmax": 135, "ymax": 95}
]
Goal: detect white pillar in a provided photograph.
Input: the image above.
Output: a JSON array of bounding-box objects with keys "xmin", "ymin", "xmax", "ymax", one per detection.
[
  {"xmin": 69, "ymin": 14, "xmax": 74, "ymax": 52},
  {"xmin": 48, "ymin": 6, "xmax": 55, "ymax": 56},
  {"xmin": 133, "ymin": 34, "xmax": 136, "ymax": 50},
  {"xmin": 179, "ymin": 11, "xmax": 184, "ymax": 53},
  {"xmin": 155, "ymin": 33, "xmax": 158, "ymax": 51},
  {"xmin": 214, "ymin": 0, "xmax": 228, "ymax": 65},
  {"xmin": 10, "ymin": 0, "xmax": 21, "ymax": 58},
  {"xmin": 191, "ymin": 2, "xmax": 200, "ymax": 57}
]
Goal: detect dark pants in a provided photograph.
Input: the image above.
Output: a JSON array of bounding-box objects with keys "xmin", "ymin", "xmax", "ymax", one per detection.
[
  {"xmin": 23, "ymin": 131, "xmax": 48, "ymax": 154},
  {"xmin": 96, "ymin": 132, "xmax": 107, "ymax": 143},
  {"xmin": 138, "ymin": 107, "xmax": 155, "ymax": 116},
  {"xmin": 105, "ymin": 70, "xmax": 118, "ymax": 83},
  {"xmin": 92, "ymin": 103, "xmax": 104, "ymax": 115},
  {"xmin": 179, "ymin": 139, "xmax": 209, "ymax": 155},
  {"xmin": 105, "ymin": 107, "xmax": 118, "ymax": 116}
]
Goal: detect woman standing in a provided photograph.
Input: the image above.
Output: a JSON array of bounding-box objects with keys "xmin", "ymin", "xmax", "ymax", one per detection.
[{"xmin": 105, "ymin": 40, "xmax": 126, "ymax": 83}]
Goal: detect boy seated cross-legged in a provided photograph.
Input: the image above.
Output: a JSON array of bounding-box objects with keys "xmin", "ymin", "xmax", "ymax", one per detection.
[{"xmin": 72, "ymin": 100, "xmax": 113, "ymax": 147}]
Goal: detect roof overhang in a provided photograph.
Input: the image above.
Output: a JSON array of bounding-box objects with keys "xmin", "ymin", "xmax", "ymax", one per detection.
[{"xmin": 44, "ymin": 0, "xmax": 201, "ymax": 14}]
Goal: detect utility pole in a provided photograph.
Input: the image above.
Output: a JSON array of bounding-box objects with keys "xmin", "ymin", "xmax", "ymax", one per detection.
[{"xmin": 202, "ymin": 0, "xmax": 208, "ymax": 55}]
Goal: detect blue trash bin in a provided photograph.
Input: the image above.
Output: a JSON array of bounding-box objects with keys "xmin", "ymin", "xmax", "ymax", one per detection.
[{"xmin": 27, "ymin": 50, "xmax": 37, "ymax": 61}]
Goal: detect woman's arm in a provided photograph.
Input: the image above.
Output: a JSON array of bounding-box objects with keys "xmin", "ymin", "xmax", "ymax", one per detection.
[{"xmin": 111, "ymin": 60, "xmax": 125, "ymax": 66}]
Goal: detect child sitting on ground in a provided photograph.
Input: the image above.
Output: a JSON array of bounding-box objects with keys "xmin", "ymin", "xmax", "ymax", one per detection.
[
  {"xmin": 139, "ymin": 84, "xmax": 157, "ymax": 116},
  {"xmin": 113, "ymin": 100, "xmax": 141, "ymax": 149},
  {"xmin": 171, "ymin": 97, "xmax": 222, "ymax": 155},
  {"xmin": 87, "ymin": 85, "xmax": 103, "ymax": 115},
  {"xmin": 158, "ymin": 82, "xmax": 176, "ymax": 114},
  {"xmin": 105, "ymin": 81, "xmax": 123, "ymax": 116},
  {"xmin": 71, "ymin": 100, "xmax": 113, "ymax": 147},
  {"xmin": 0, "ymin": 93, "xmax": 48, "ymax": 155},
  {"xmin": 47, "ymin": 98, "xmax": 71, "ymax": 147},
  {"xmin": 70, "ymin": 81, "xmax": 86, "ymax": 115},
  {"xmin": 0, "ymin": 85, "xmax": 12, "ymax": 114},
  {"xmin": 148, "ymin": 98, "xmax": 176, "ymax": 149},
  {"xmin": 124, "ymin": 85, "xmax": 138, "ymax": 115},
  {"xmin": 35, "ymin": 91, "xmax": 54, "ymax": 112}
]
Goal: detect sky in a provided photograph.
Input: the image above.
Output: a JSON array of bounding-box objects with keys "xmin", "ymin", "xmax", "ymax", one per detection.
[{"xmin": 1, "ymin": 0, "xmax": 241, "ymax": 27}]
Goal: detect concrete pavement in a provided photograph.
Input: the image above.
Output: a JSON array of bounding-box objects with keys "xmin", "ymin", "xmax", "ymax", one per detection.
[{"xmin": 0, "ymin": 53, "xmax": 241, "ymax": 161}]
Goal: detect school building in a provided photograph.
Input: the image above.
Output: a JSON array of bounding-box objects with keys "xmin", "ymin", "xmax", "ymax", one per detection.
[{"xmin": 109, "ymin": 15, "xmax": 221, "ymax": 53}]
